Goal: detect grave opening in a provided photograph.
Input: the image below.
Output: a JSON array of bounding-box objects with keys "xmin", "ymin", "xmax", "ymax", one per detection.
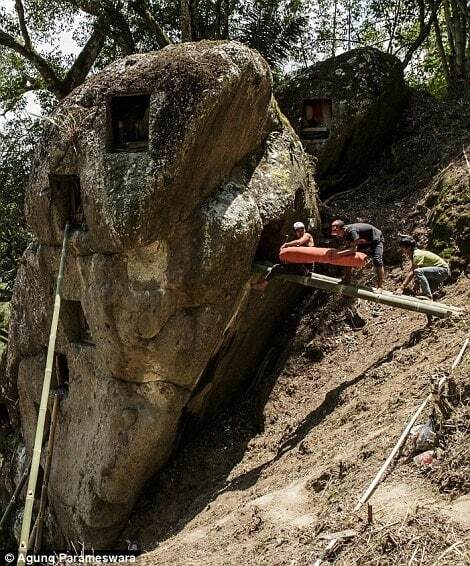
[
  {"xmin": 61, "ymin": 301, "xmax": 94, "ymax": 345},
  {"xmin": 109, "ymin": 94, "xmax": 150, "ymax": 152},
  {"xmin": 50, "ymin": 175, "xmax": 86, "ymax": 229},
  {"xmin": 300, "ymin": 99, "xmax": 332, "ymax": 141},
  {"xmin": 55, "ymin": 352, "xmax": 70, "ymax": 387},
  {"xmin": 0, "ymin": 403, "xmax": 9, "ymax": 427}
]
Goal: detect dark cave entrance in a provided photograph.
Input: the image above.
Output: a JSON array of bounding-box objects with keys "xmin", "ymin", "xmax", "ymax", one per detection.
[
  {"xmin": 55, "ymin": 352, "xmax": 70, "ymax": 387},
  {"xmin": 50, "ymin": 175, "xmax": 85, "ymax": 230},
  {"xmin": 0, "ymin": 402, "xmax": 9, "ymax": 428},
  {"xmin": 254, "ymin": 220, "xmax": 287, "ymax": 264},
  {"xmin": 61, "ymin": 301, "xmax": 94, "ymax": 345},
  {"xmin": 109, "ymin": 94, "xmax": 150, "ymax": 152}
]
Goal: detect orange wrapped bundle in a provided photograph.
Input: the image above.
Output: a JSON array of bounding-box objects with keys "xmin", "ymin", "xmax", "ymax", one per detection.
[{"xmin": 279, "ymin": 246, "xmax": 368, "ymax": 268}]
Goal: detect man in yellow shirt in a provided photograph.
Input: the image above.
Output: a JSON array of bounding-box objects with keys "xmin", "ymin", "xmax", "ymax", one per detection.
[{"xmin": 397, "ymin": 237, "xmax": 450, "ymax": 299}]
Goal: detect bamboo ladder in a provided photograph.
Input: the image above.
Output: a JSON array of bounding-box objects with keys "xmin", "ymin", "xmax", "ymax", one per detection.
[
  {"xmin": 252, "ymin": 264, "xmax": 462, "ymax": 318},
  {"xmin": 17, "ymin": 223, "xmax": 70, "ymax": 566}
]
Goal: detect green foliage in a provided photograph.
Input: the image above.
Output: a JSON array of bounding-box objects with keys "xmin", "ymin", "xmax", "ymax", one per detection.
[
  {"xmin": 234, "ymin": 0, "xmax": 309, "ymax": 68},
  {"xmin": 308, "ymin": 0, "xmax": 364, "ymax": 59},
  {"xmin": 0, "ymin": 51, "xmax": 38, "ymax": 113},
  {"xmin": 406, "ymin": 34, "xmax": 448, "ymax": 100},
  {"xmin": 0, "ymin": 115, "xmax": 38, "ymax": 289}
]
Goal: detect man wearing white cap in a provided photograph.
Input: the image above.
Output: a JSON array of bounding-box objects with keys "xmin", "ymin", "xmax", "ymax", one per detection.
[
  {"xmin": 253, "ymin": 221, "xmax": 314, "ymax": 291},
  {"xmin": 286, "ymin": 222, "xmax": 313, "ymax": 247}
]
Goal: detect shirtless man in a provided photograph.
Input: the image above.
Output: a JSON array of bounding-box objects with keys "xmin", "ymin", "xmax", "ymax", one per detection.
[{"xmin": 254, "ymin": 222, "xmax": 314, "ymax": 291}]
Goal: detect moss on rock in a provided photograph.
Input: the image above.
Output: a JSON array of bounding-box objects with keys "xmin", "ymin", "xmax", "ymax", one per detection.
[{"xmin": 428, "ymin": 161, "xmax": 470, "ymax": 267}]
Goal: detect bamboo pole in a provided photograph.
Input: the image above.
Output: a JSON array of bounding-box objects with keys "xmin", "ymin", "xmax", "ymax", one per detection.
[
  {"xmin": 354, "ymin": 335, "xmax": 469, "ymax": 512},
  {"xmin": 451, "ymin": 337, "xmax": 469, "ymax": 370},
  {"xmin": 252, "ymin": 264, "xmax": 461, "ymax": 318},
  {"xmin": 313, "ymin": 538, "xmax": 337, "ymax": 566},
  {"xmin": 27, "ymin": 520, "xmax": 38, "ymax": 552},
  {"xmin": 34, "ymin": 389, "xmax": 61, "ymax": 553},
  {"xmin": 353, "ymin": 394, "xmax": 431, "ymax": 512},
  {"xmin": 0, "ymin": 458, "xmax": 31, "ymax": 531},
  {"xmin": 17, "ymin": 224, "xmax": 70, "ymax": 566}
]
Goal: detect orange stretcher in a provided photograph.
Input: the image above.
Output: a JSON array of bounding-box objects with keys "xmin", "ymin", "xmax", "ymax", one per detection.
[{"xmin": 279, "ymin": 246, "xmax": 368, "ymax": 268}]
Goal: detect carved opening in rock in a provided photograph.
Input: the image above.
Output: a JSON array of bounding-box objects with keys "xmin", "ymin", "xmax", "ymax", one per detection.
[
  {"xmin": 50, "ymin": 175, "xmax": 86, "ymax": 230},
  {"xmin": 0, "ymin": 402, "xmax": 9, "ymax": 426},
  {"xmin": 61, "ymin": 301, "xmax": 94, "ymax": 345},
  {"xmin": 54, "ymin": 352, "xmax": 70, "ymax": 387},
  {"xmin": 300, "ymin": 99, "xmax": 332, "ymax": 141},
  {"xmin": 255, "ymin": 220, "xmax": 285, "ymax": 264},
  {"xmin": 109, "ymin": 94, "xmax": 150, "ymax": 152}
]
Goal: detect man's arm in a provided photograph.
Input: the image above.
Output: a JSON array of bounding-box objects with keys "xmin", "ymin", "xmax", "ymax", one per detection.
[
  {"xmin": 281, "ymin": 234, "xmax": 311, "ymax": 248},
  {"xmin": 397, "ymin": 265, "xmax": 416, "ymax": 293},
  {"xmin": 331, "ymin": 242, "xmax": 358, "ymax": 257}
]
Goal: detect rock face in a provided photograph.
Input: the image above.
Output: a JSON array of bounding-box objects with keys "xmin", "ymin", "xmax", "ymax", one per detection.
[
  {"xmin": 5, "ymin": 41, "xmax": 317, "ymax": 547},
  {"xmin": 276, "ymin": 48, "xmax": 408, "ymax": 197}
]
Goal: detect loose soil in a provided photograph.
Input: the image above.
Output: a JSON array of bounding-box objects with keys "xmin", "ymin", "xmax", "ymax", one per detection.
[{"xmin": 121, "ymin": 92, "xmax": 470, "ymax": 565}]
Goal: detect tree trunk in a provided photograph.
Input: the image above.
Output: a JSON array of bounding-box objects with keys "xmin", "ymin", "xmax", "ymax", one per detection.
[
  {"xmin": 388, "ymin": 0, "xmax": 402, "ymax": 54},
  {"xmin": 450, "ymin": 0, "xmax": 466, "ymax": 79},
  {"xmin": 434, "ymin": 18, "xmax": 452, "ymax": 85},
  {"xmin": 130, "ymin": 0, "xmax": 172, "ymax": 49},
  {"xmin": 347, "ymin": 1, "xmax": 352, "ymax": 51},
  {"xmin": 220, "ymin": 0, "xmax": 230, "ymax": 39},
  {"xmin": 181, "ymin": 0, "xmax": 192, "ymax": 41},
  {"xmin": 442, "ymin": 0, "xmax": 468, "ymax": 96},
  {"xmin": 332, "ymin": 0, "xmax": 337, "ymax": 56}
]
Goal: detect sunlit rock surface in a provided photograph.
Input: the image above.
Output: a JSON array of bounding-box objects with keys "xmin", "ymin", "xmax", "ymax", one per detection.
[{"xmin": 5, "ymin": 41, "xmax": 318, "ymax": 547}]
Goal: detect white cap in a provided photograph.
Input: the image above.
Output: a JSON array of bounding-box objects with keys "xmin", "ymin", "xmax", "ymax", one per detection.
[{"xmin": 293, "ymin": 222, "xmax": 305, "ymax": 230}]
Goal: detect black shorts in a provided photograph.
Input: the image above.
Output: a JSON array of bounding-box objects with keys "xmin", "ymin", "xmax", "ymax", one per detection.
[{"xmin": 358, "ymin": 240, "xmax": 384, "ymax": 267}]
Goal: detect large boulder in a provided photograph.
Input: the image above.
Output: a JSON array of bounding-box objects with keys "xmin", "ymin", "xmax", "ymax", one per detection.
[
  {"xmin": 5, "ymin": 41, "xmax": 318, "ymax": 547},
  {"xmin": 276, "ymin": 47, "xmax": 408, "ymax": 197}
]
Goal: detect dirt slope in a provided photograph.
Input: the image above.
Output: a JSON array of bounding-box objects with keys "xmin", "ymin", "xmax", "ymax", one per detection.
[
  {"xmin": 124, "ymin": 91, "xmax": 470, "ymax": 565},
  {"xmin": 124, "ymin": 277, "xmax": 469, "ymax": 565}
]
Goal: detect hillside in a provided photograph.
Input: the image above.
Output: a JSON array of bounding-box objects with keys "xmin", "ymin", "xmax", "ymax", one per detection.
[{"xmin": 121, "ymin": 92, "xmax": 470, "ymax": 565}]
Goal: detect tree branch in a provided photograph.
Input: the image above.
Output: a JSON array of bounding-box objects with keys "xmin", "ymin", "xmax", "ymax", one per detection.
[
  {"xmin": 0, "ymin": 29, "xmax": 64, "ymax": 97},
  {"xmin": 417, "ymin": 0, "xmax": 426, "ymax": 27},
  {"xmin": 388, "ymin": 0, "xmax": 402, "ymax": 54},
  {"xmin": 0, "ymin": 72, "xmax": 42, "ymax": 115},
  {"xmin": 62, "ymin": 19, "xmax": 108, "ymax": 93},
  {"xmin": 129, "ymin": 0, "xmax": 172, "ymax": 49},
  {"xmin": 443, "ymin": 0, "xmax": 456, "ymax": 61},
  {"xmin": 14, "ymin": 0, "xmax": 31, "ymax": 49},
  {"xmin": 402, "ymin": 0, "xmax": 443, "ymax": 67},
  {"xmin": 70, "ymin": 0, "xmax": 136, "ymax": 54}
]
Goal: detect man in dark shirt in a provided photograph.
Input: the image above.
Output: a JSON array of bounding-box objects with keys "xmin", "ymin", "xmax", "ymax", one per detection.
[{"xmin": 330, "ymin": 219, "xmax": 385, "ymax": 291}]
